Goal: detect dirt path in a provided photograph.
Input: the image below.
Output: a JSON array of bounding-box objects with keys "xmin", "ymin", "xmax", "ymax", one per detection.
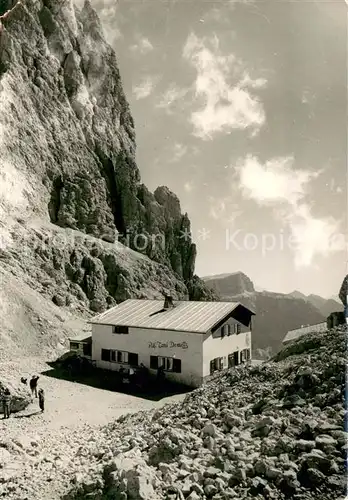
[
  {"xmin": 0, "ymin": 357, "xmax": 188, "ymax": 499},
  {"xmin": 1, "ymin": 376, "xmax": 182, "ymax": 433},
  {"xmin": 0, "ymin": 357, "xmax": 187, "ymax": 435}
]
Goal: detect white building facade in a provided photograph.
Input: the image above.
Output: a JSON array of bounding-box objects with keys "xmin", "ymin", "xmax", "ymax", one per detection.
[{"xmin": 90, "ymin": 297, "xmax": 255, "ymax": 388}]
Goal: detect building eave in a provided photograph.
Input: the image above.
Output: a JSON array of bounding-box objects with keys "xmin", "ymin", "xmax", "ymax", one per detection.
[{"xmin": 88, "ymin": 322, "xmax": 209, "ymax": 334}]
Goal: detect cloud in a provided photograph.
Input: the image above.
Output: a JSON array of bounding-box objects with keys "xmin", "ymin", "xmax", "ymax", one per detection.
[
  {"xmin": 182, "ymin": 33, "xmax": 266, "ymax": 139},
  {"xmin": 237, "ymin": 155, "xmax": 318, "ymax": 207},
  {"xmin": 285, "ymin": 204, "xmax": 345, "ymax": 268},
  {"xmin": 156, "ymin": 85, "xmax": 190, "ymax": 113},
  {"xmin": 236, "ymin": 155, "xmax": 345, "ymax": 267},
  {"xmin": 184, "ymin": 182, "xmax": 194, "ymax": 193},
  {"xmin": 239, "ymin": 73, "xmax": 267, "ymax": 90},
  {"xmin": 301, "ymin": 89, "xmax": 316, "ymax": 106},
  {"xmin": 130, "ymin": 36, "xmax": 154, "ymax": 54},
  {"xmin": 203, "ymin": 0, "xmax": 256, "ymax": 24},
  {"xmin": 170, "ymin": 143, "xmax": 187, "ymax": 162},
  {"xmin": 326, "ymin": 178, "xmax": 343, "ymax": 194},
  {"xmin": 208, "ymin": 195, "xmax": 243, "ymax": 225},
  {"xmin": 208, "ymin": 196, "xmax": 226, "ymax": 220},
  {"xmin": 132, "ymin": 76, "xmax": 157, "ymax": 100},
  {"xmin": 229, "ymin": 0, "xmax": 256, "ymax": 5}
]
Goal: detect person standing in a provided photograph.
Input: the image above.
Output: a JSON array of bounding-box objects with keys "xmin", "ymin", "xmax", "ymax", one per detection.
[
  {"xmin": 1, "ymin": 388, "xmax": 11, "ymax": 419},
  {"xmin": 38, "ymin": 388, "xmax": 45, "ymax": 412},
  {"xmin": 157, "ymin": 364, "xmax": 165, "ymax": 392},
  {"xmin": 30, "ymin": 375, "xmax": 39, "ymax": 398}
]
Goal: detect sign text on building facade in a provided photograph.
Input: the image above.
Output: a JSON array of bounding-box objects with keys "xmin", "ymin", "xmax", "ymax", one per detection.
[{"xmin": 148, "ymin": 340, "xmax": 188, "ymax": 350}]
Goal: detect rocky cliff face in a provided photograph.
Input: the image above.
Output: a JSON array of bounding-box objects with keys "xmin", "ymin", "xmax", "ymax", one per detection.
[
  {"xmin": 0, "ymin": 0, "xmax": 197, "ymax": 281},
  {"xmin": 0, "ymin": 0, "xmax": 215, "ymax": 357}
]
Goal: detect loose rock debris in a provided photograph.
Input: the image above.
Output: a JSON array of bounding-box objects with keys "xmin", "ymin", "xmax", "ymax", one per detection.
[{"xmin": 1, "ymin": 326, "xmax": 345, "ymax": 499}]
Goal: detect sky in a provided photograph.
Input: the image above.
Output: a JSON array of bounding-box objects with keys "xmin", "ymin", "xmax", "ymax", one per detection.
[{"xmin": 81, "ymin": 0, "xmax": 347, "ymax": 298}]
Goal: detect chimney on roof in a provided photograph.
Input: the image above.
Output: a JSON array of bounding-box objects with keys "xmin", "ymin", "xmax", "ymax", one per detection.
[{"xmin": 163, "ymin": 294, "xmax": 174, "ymax": 310}]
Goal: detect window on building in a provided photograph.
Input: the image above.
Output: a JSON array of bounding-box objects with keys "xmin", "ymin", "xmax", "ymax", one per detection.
[
  {"xmin": 128, "ymin": 352, "xmax": 138, "ymax": 366},
  {"xmin": 112, "ymin": 325, "xmax": 129, "ymax": 334},
  {"xmin": 119, "ymin": 351, "xmax": 128, "ymax": 363},
  {"xmin": 70, "ymin": 342, "xmax": 79, "ymax": 350},
  {"xmin": 240, "ymin": 349, "xmax": 250, "ymax": 363},
  {"xmin": 101, "ymin": 349, "xmax": 138, "ymax": 365},
  {"xmin": 210, "ymin": 357, "xmax": 224, "ymax": 374},
  {"xmin": 161, "ymin": 357, "xmax": 173, "ymax": 371},
  {"xmin": 150, "ymin": 355, "xmax": 181, "ymax": 373},
  {"xmin": 83, "ymin": 343, "xmax": 92, "ymax": 356},
  {"xmin": 101, "ymin": 348, "xmax": 110, "ymax": 361},
  {"xmin": 234, "ymin": 323, "xmax": 241, "ymax": 334},
  {"xmin": 228, "ymin": 352, "xmax": 239, "ymax": 368},
  {"xmin": 221, "ymin": 324, "xmax": 232, "ymax": 337},
  {"xmin": 115, "ymin": 351, "xmax": 128, "ymax": 363}
]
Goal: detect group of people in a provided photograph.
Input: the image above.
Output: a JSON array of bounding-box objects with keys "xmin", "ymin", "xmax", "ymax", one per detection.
[
  {"xmin": 117, "ymin": 363, "xmax": 165, "ymax": 390},
  {"xmin": 1, "ymin": 375, "xmax": 45, "ymax": 419}
]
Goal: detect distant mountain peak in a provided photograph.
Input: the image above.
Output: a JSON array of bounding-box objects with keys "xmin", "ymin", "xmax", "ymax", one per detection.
[
  {"xmin": 202, "ymin": 271, "xmax": 255, "ymax": 295},
  {"xmin": 200, "ymin": 271, "xmax": 342, "ymax": 356},
  {"xmin": 289, "ymin": 290, "xmax": 307, "ymax": 300}
]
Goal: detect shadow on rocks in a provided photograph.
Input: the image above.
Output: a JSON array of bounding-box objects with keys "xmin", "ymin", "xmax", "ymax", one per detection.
[{"xmin": 13, "ymin": 410, "xmax": 42, "ymax": 419}]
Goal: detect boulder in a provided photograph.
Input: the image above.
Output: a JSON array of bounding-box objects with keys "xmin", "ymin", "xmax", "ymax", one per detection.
[{"xmin": 0, "ymin": 379, "xmax": 31, "ymax": 413}]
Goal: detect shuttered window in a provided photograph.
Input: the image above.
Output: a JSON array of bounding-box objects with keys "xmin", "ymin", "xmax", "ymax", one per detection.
[
  {"xmin": 101, "ymin": 349, "xmax": 137, "ymax": 365},
  {"xmin": 128, "ymin": 352, "xmax": 138, "ymax": 366},
  {"xmin": 159, "ymin": 357, "xmax": 173, "ymax": 371},
  {"xmin": 210, "ymin": 357, "xmax": 224, "ymax": 373},
  {"xmin": 117, "ymin": 351, "xmax": 126, "ymax": 363},
  {"xmin": 240, "ymin": 350, "xmax": 247, "ymax": 363},
  {"xmin": 240, "ymin": 349, "xmax": 250, "ymax": 363},
  {"xmin": 172, "ymin": 358, "xmax": 181, "ymax": 373},
  {"xmin": 150, "ymin": 356, "xmax": 181, "ymax": 373},
  {"xmin": 101, "ymin": 349, "xmax": 110, "ymax": 361},
  {"xmin": 234, "ymin": 323, "xmax": 241, "ymax": 334},
  {"xmin": 150, "ymin": 356, "xmax": 158, "ymax": 369}
]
